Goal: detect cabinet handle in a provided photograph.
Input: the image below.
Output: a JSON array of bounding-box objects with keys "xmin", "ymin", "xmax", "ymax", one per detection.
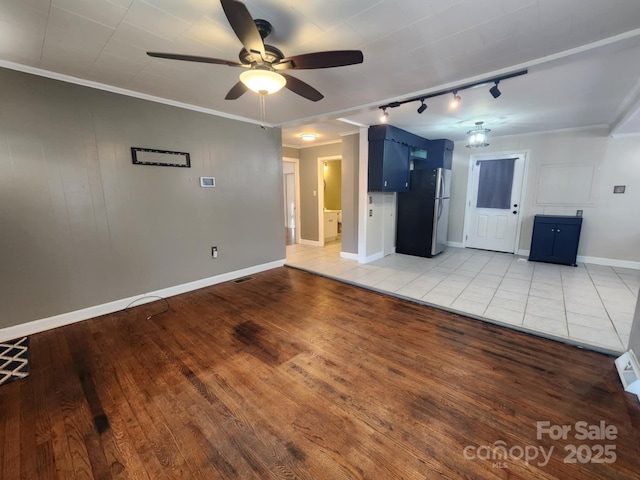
[
  {"xmin": 557, "ymin": 229, "xmax": 561, "ymax": 233},
  {"xmin": 384, "ymin": 180, "xmax": 387, "ymax": 187},
  {"xmin": 551, "ymin": 229, "xmax": 555, "ymax": 232}
]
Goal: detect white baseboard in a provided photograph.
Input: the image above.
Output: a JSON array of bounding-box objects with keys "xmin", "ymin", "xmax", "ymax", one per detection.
[
  {"xmin": 360, "ymin": 251, "xmax": 385, "ymax": 264},
  {"xmin": 577, "ymin": 255, "xmax": 640, "ymax": 270},
  {"xmin": 0, "ymin": 259, "xmax": 285, "ymax": 343},
  {"xmin": 299, "ymin": 238, "xmax": 322, "ymax": 247},
  {"xmin": 340, "ymin": 252, "xmax": 359, "ymax": 261},
  {"xmin": 447, "ymin": 241, "xmax": 464, "ymax": 248},
  {"xmin": 517, "ymin": 249, "xmax": 530, "ymax": 257}
]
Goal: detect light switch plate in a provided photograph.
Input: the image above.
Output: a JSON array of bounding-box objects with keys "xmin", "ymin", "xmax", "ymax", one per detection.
[{"xmin": 613, "ymin": 185, "xmax": 625, "ymax": 194}]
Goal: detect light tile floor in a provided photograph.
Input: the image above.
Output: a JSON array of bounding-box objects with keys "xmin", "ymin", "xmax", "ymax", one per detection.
[{"xmin": 286, "ymin": 243, "xmax": 640, "ymax": 354}]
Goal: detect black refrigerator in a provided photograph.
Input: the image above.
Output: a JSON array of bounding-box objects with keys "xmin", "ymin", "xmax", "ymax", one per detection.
[{"xmin": 396, "ymin": 167, "xmax": 451, "ymax": 258}]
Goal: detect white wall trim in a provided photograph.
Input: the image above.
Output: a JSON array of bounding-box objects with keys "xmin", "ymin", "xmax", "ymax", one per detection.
[
  {"xmin": 516, "ymin": 250, "xmax": 639, "ymax": 269},
  {"xmin": 357, "ymin": 127, "xmax": 369, "ymax": 264},
  {"xmin": 299, "ymin": 238, "xmax": 323, "ymax": 247},
  {"xmin": 0, "ymin": 260, "xmax": 285, "ymax": 343},
  {"xmin": 447, "ymin": 241, "xmax": 464, "ymax": 248},
  {"xmin": 283, "ymin": 140, "xmax": 341, "ymax": 150},
  {"xmin": 340, "ymin": 252, "xmax": 359, "ymax": 261},
  {"xmin": 283, "ymin": 157, "xmax": 301, "ymax": 244},
  {"xmin": 577, "ymin": 255, "xmax": 640, "ymax": 270},
  {"xmin": 360, "ymin": 251, "xmax": 384, "ymax": 264},
  {"xmin": 0, "ymin": 59, "xmax": 270, "ymax": 128}
]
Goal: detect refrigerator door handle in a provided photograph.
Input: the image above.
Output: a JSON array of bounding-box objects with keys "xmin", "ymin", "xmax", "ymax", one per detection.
[{"xmin": 431, "ymin": 198, "xmax": 440, "ymax": 255}]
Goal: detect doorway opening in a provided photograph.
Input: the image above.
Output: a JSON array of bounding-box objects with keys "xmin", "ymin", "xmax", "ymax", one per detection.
[
  {"xmin": 283, "ymin": 157, "xmax": 300, "ymax": 246},
  {"xmin": 463, "ymin": 151, "xmax": 528, "ymax": 253},
  {"xmin": 318, "ymin": 156, "xmax": 342, "ymax": 247}
]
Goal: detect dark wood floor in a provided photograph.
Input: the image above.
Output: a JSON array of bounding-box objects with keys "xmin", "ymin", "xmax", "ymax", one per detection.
[{"xmin": 2, "ymin": 267, "xmax": 639, "ymax": 479}]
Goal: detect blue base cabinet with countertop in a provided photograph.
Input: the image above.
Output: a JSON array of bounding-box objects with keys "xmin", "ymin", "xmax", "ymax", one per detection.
[{"xmin": 529, "ymin": 215, "xmax": 582, "ymax": 266}]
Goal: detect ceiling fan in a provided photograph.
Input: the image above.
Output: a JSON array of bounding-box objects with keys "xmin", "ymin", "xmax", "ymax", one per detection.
[{"xmin": 147, "ymin": 0, "xmax": 364, "ymax": 102}]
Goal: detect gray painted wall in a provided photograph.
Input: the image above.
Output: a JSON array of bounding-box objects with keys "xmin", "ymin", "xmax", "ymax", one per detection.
[
  {"xmin": 298, "ymin": 143, "xmax": 341, "ymax": 242},
  {"xmin": 282, "ymin": 146, "xmax": 299, "ymax": 159},
  {"xmin": 341, "ymin": 134, "xmax": 359, "ymax": 254},
  {"xmin": 0, "ymin": 68, "xmax": 284, "ymax": 329}
]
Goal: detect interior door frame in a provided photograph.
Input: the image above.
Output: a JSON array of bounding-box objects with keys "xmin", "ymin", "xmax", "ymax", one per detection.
[
  {"xmin": 283, "ymin": 157, "xmax": 301, "ymax": 245},
  {"xmin": 317, "ymin": 155, "xmax": 342, "ymax": 247},
  {"xmin": 462, "ymin": 150, "xmax": 530, "ymax": 254}
]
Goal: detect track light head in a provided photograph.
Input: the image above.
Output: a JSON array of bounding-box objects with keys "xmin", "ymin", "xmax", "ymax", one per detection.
[
  {"xmin": 380, "ymin": 107, "xmax": 389, "ymax": 123},
  {"xmin": 417, "ymin": 99, "xmax": 427, "ymax": 114},
  {"xmin": 449, "ymin": 91, "xmax": 461, "ymax": 109},
  {"xmin": 490, "ymin": 81, "xmax": 501, "ymax": 99}
]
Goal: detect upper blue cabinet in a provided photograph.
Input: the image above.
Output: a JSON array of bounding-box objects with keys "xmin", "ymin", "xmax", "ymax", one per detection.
[{"xmin": 367, "ymin": 125, "xmax": 453, "ymax": 192}]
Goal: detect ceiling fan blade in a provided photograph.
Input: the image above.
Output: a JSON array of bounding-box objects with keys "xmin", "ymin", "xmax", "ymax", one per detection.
[
  {"xmin": 225, "ymin": 81, "xmax": 248, "ymax": 100},
  {"xmin": 276, "ymin": 50, "xmax": 364, "ymax": 70},
  {"xmin": 281, "ymin": 73, "xmax": 323, "ymax": 102},
  {"xmin": 147, "ymin": 52, "xmax": 243, "ymax": 67},
  {"xmin": 220, "ymin": 0, "xmax": 265, "ymax": 60}
]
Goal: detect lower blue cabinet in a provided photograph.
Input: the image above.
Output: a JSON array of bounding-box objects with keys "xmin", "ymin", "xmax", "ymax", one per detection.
[{"xmin": 529, "ymin": 215, "xmax": 582, "ymax": 266}]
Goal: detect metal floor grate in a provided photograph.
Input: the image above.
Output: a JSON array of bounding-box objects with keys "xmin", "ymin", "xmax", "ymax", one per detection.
[{"xmin": 233, "ymin": 276, "xmax": 255, "ymax": 284}]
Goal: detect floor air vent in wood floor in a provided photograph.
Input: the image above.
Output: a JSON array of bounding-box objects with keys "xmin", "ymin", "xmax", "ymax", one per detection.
[{"xmin": 233, "ymin": 276, "xmax": 255, "ymax": 284}]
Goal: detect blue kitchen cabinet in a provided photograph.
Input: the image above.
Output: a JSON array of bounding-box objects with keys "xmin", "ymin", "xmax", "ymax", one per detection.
[
  {"xmin": 368, "ymin": 139, "xmax": 410, "ymax": 192},
  {"xmin": 529, "ymin": 215, "xmax": 582, "ymax": 266}
]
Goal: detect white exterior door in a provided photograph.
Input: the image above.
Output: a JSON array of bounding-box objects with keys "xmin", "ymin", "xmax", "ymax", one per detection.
[{"xmin": 465, "ymin": 153, "xmax": 526, "ymax": 253}]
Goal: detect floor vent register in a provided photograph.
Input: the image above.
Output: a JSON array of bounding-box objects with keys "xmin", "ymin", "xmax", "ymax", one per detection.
[{"xmin": 0, "ymin": 336, "xmax": 30, "ymax": 387}]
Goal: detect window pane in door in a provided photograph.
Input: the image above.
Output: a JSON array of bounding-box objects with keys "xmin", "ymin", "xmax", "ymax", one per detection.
[{"xmin": 476, "ymin": 158, "xmax": 516, "ymax": 209}]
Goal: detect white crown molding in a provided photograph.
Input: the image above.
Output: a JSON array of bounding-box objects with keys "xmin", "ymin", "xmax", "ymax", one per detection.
[
  {"xmin": 284, "ymin": 139, "xmax": 343, "ymax": 150},
  {"xmin": 0, "ymin": 259, "xmax": 285, "ymax": 343},
  {"xmin": 0, "ymin": 59, "xmax": 273, "ymax": 128}
]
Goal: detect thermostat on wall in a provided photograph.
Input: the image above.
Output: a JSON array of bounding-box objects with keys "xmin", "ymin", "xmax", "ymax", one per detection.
[{"xmin": 200, "ymin": 177, "xmax": 215, "ymax": 187}]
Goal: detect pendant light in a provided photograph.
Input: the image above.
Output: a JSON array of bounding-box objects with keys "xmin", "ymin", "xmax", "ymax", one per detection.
[{"xmin": 466, "ymin": 122, "xmax": 490, "ymax": 148}]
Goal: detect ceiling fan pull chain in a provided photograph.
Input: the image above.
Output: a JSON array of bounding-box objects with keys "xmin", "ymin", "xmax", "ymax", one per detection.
[{"xmin": 259, "ymin": 92, "xmax": 266, "ymax": 128}]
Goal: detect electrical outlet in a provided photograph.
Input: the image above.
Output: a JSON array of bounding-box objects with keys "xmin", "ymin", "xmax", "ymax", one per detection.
[
  {"xmin": 211, "ymin": 246, "xmax": 218, "ymax": 258},
  {"xmin": 576, "ymin": 210, "xmax": 583, "ymax": 217}
]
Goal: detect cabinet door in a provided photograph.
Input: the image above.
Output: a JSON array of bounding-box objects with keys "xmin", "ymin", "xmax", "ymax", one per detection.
[
  {"xmin": 552, "ymin": 224, "xmax": 580, "ymax": 262},
  {"xmin": 382, "ymin": 141, "xmax": 409, "ymax": 191},
  {"xmin": 530, "ymin": 222, "xmax": 556, "ymax": 259}
]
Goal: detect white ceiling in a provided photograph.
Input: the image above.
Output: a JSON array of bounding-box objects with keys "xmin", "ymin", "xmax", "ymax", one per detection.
[{"xmin": 1, "ymin": 0, "xmax": 640, "ymax": 147}]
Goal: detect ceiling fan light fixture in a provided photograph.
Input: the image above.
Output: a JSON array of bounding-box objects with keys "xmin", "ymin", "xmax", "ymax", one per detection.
[
  {"xmin": 239, "ymin": 67, "xmax": 286, "ymax": 94},
  {"xmin": 300, "ymin": 133, "xmax": 318, "ymax": 141},
  {"xmin": 490, "ymin": 81, "xmax": 501, "ymax": 98},
  {"xmin": 466, "ymin": 121, "xmax": 491, "ymax": 148}
]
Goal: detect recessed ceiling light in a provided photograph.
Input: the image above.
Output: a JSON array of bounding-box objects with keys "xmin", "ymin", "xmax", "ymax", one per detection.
[{"xmin": 300, "ymin": 133, "xmax": 318, "ymax": 141}]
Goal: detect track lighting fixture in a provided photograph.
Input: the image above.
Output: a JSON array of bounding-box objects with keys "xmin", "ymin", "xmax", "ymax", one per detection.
[
  {"xmin": 449, "ymin": 91, "xmax": 461, "ymax": 109},
  {"xmin": 490, "ymin": 81, "xmax": 501, "ymax": 99},
  {"xmin": 376, "ymin": 69, "xmax": 527, "ymax": 122}
]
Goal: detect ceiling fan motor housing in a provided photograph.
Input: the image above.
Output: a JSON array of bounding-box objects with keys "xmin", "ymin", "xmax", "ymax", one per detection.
[{"xmin": 239, "ymin": 44, "xmax": 284, "ymax": 65}]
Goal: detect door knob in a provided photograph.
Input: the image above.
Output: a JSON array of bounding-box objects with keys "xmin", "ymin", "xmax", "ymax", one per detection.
[
  {"xmin": 513, "ymin": 204, "xmax": 518, "ymax": 207},
  {"xmin": 512, "ymin": 210, "xmax": 518, "ymax": 214}
]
